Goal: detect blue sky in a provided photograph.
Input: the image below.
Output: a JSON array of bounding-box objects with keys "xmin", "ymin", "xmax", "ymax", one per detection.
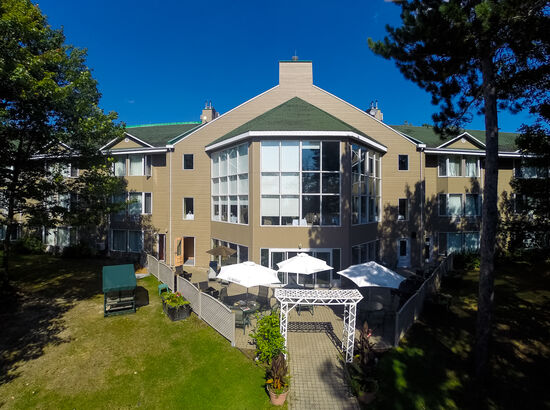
[{"xmin": 38, "ymin": 0, "xmax": 532, "ymax": 132}]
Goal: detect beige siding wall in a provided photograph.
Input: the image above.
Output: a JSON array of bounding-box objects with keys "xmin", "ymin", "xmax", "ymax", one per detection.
[{"xmin": 445, "ymin": 139, "xmax": 482, "ymax": 150}]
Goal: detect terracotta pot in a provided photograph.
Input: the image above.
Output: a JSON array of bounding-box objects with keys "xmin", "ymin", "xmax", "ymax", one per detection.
[
  {"xmin": 358, "ymin": 391, "xmax": 376, "ymax": 406},
  {"xmin": 267, "ymin": 386, "xmax": 289, "ymax": 406}
]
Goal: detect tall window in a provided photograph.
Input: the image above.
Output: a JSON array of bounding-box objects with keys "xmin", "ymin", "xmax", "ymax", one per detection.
[
  {"xmin": 351, "ymin": 240, "xmax": 380, "ymax": 264},
  {"xmin": 465, "ymin": 157, "xmax": 479, "ymax": 177},
  {"xmin": 465, "ymin": 194, "xmax": 481, "ymax": 217},
  {"xmin": 211, "ymin": 143, "xmax": 248, "ymax": 224},
  {"xmin": 398, "ymin": 198, "xmax": 408, "ymax": 220},
  {"xmin": 114, "ymin": 157, "xmax": 126, "ymax": 176},
  {"xmin": 112, "ymin": 230, "xmax": 143, "ymax": 253},
  {"xmin": 183, "ymin": 198, "xmax": 194, "ymax": 219},
  {"xmin": 352, "ymin": 144, "xmax": 381, "ymax": 224},
  {"xmin": 398, "ymin": 155, "xmax": 408, "ymax": 171},
  {"xmin": 183, "ymin": 154, "xmax": 194, "ymax": 170},
  {"xmin": 260, "ymin": 141, "xmax": 340, "ymax": 226},
  {"xmin": 439, "ymin": 193, "xmax": 463, "ymax": 216}
]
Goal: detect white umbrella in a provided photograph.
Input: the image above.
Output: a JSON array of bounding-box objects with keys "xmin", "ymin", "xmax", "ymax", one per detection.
[
  {"xmin": 337, "ymin": 261, "xmax": 406, "ymax": 289},
  {"xmin": 277, "ymin": 253, "xmax": 333, "ymax": 286},
  {"xmin": 218, "ymin": 261, "xmax": 281, "ymax": 298},
  {"xmin": 277, "ymin": 252, "xmax": 333, "ymax": 274}
]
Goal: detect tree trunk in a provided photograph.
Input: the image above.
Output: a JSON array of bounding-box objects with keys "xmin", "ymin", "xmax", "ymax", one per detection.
[{"xmin": 475, "ymin": 55, "xmax": 499, "ymax": 392}]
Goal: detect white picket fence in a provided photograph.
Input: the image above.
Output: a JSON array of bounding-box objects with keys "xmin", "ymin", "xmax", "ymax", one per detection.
[
  {"xmin": 146, "ymin": 254, "xmax": 235, "ymax": 346},
  {"xmin": 393, "ymin": 254, "xmax": 454, "ymax": 346}
]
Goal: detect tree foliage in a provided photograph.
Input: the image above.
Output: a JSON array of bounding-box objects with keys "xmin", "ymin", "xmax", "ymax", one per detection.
[
  {"xmin": 0, "ymin": 0, "xmax": 125, "ymax": 285},
  {"xmin": 368, "ymin": 0, "xmax": 549, "ymax": 393}
]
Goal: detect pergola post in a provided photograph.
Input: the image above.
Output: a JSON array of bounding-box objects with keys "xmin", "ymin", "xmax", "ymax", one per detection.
[
  {"xmin": 274, "ymin": 288, "xmax": 362, "ymax": 363},
  {"xmin": 280, "ymin": 301, "xmax": 289, "ymax": 350}
]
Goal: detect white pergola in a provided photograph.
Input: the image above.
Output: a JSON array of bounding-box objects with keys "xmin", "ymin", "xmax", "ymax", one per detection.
[{"xmin": 274, "ymin": 288, "xmax": 363, "ymax": 363}]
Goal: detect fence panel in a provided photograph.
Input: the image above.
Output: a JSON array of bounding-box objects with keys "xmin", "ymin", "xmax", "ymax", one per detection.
[
  {"xmin": 177, "ymin": 276, "xmax": 200, "ymax": 313},
  {"xmin": 159, "ymin": 262, "xmax": 175, "ymax": 290},
  {"xmin": 199, "ymin": 293, "xmax": 236, "ymax": 346},
  {"xmin": 147, "ymin": 254, "xmax": 159, "ymax": 279},
  {"xmin": 393, "ymin": 254, "xmax": 453, "ymax": 346}
]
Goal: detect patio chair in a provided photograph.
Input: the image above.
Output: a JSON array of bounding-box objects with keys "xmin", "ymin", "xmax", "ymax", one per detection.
[
  {"xmin": 234, "ymin": 308, "xmax": 250, "ymax": 334},
  {"xmin": 256, "ymin": 286, "xmax": 271, "ymax": 313},
  {"xmin": 218, "ymin": 287, "xmax": 228, "ymax": 304},
  {"xmin": 208, "ymin": 261, "xmax": 219, "ymax": 281},
  {"xmin": 198, "ymin": 281, "xmax": 209, "ymax": 292},
  {"xmin": 297, "ymin": 304, "xmax": 314, "ymax": 316}
]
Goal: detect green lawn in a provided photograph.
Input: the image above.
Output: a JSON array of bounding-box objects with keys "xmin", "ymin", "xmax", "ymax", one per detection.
[
  {"xmin": 0, "ymin": 254, "xmax": 278, "ymax": 409},
  {"xmin": 374, "ymin": 255, "xmax": 550, "ymax": 409}
]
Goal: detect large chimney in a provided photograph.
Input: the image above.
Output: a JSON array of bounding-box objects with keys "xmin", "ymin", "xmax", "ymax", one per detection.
[
  {"xmin": 201, "ymin": 101, "xmax": 218, "ymax": 124},
  {"xmin": 367, "ymin": 100, "xmax": 383, "ymax": 122},
  {"xmin": 279, "ymin": 57, "xmax": 313, "ymax": 89}
]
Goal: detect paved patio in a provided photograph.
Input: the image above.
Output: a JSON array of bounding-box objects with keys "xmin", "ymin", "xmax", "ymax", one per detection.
[{"xmin": 180, "ymin": 265, "xmax": 395, "ymax": 408}]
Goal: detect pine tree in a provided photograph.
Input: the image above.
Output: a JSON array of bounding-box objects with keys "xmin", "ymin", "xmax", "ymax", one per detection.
[{"xmin": 368, "ymin": 0, "xmax": 549, "ymax": 393}]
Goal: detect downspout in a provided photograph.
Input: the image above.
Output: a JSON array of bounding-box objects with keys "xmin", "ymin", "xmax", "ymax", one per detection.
[
  {"xmin": 169, "ymin": 146, "xmax": 173, "ymax": 266},
  {"xmin": 419, "ymin": 144, "xmax": 426, "ymax": 268}
]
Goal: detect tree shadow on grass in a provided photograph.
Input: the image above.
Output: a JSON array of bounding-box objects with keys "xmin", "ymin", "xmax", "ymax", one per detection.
[{"xmin": 0, "ymin": 254, "xmax": 106, "ymax": 385}]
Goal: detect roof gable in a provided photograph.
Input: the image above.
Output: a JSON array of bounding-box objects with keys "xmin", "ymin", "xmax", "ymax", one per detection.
[
  {"xmin": 390, "ymin": 125, "xmax": 519, "ymax": 152},
  {"xmin": 125, "ymin": 122, "xmax": 201, "ymax": 147},
  {"xmin": 206, "ymin": 97, "xmax": 383, "ymax": 148}
]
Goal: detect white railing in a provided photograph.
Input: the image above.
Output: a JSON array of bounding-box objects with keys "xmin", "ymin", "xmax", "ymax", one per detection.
[
  {"xmin": 147, "ymin": 254, "xmax": 159, "ymax": 279},
  {"xmin": 158, "ymin": 262, "xmax": 174, "ymax": 291},
  {"xmin": 393, "ymin": 253, "xmax": 454, "ymax": 346},
  {"xmin": 176, "ymin": 275, "xmax": 235, "ymax": 346}
]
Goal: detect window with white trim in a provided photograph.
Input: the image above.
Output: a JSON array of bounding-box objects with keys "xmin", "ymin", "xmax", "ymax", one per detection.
[
  {"xmin": 465, "ymin": 194, "xmax": 481, "ymax": 217},
  {"xmin": 183, "ymin": 154, "xmax": 194, "ymax": 170},
  {"xmin": 439, "ymin": 155, "xmax": 480, "ymax": 177},
  {"xmin": 211, "ymin": 143, "xmax": 248, "ymax": 224},
  {"xmin": 352, "ymin": 144, "xmax": 381, "ymax": 224},
  {"xmin": 211, "ymin": 238, "xmax": 248, "ymax": 265},
  {"xmin": 351, "ymin": 240, "xmax": 380, "ymax": 264},
  {"xmin": 260, "ymin": 141, "xmax": 340, "ymax": 226},
  {"xmin": 112, "ymin": 192, "xmax": 152, "ymax": 219},
  {"xmin": 439, "ymin": 193, "xmax": 463, "ymax": 216},
  {"xmin": 111, "ymin": 229, "xmax": 143, "ymax": 253},
  {"xmin": 183, "ymin": 198, "xmax": 194, "ymax": 220},
  {"xmin": 114, "ymin": 156, "xmax": 126, "ymax": 176},
  {"xmin": 398, "ymin": 198, "xmax": 408, "ymax": 220},
  {"xmin": 398, "ymin": 155, "xmax": 408, "ymax": 171},
  {"xmin": 438, "ymin": 231, "xmax": 480, "ymax": 254},
  {"xmin": 514, "ymin": 159, "xmax": 549, "ymax": 179}
]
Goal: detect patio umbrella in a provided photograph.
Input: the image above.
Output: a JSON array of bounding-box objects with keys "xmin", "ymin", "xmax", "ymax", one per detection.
[
  {"xmin": 277, "ymin": 252, "xmax": 333, "ymax": 285},
  {"xmin": 337, "ymin": 261, "xmax": 406, "ymax": 289},
  {"xmin": 206, "ymin": 245, "xmax": 236, "ymax": 259},
  {"xmin": 217, "ymin": 261, "xmax": 281, "ymax": 299}
]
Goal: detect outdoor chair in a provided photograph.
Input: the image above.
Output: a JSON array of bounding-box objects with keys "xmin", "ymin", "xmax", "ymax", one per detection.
[
  {"xmin": 218, "ymin": 287, "xmax": 228, "ymax": 304},
  {"xmin": 297, "ymin": 304, "xmax": 314, "ymax": 316},
  {"xmin": 256, "ymin": 286, "xmax": 271, "ymax": 313},
  {"xmin": 198, "ymin": 281, "xmax": 209, "ymax": 292},
  {"xmin": 234, "ymin": 308, "xmax": 251, "ymax": 334}
]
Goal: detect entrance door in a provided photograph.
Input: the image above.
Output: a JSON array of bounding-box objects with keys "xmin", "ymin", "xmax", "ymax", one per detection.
[
  {"xmin": 158, "ymin": 234, "xmax": 165, "ymax": 261},
  {"xmin": 397, "ymin": 238, "xmax": 410, "ymax": 268},
  {"xmin": 175, "ymin": 237, "xmax": 183, "ymax": 266},
  {"xmin": 183, "ymin": 237, "xmax": 195, "ymax": 265}
]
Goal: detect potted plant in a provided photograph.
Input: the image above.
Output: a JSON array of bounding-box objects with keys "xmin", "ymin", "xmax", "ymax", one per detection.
[
  {"xmin": 346, "ymin": 322, "xmax": 379, "ymax": 405},
  {"xmin": 161, "ymin": 291, "xmax": 191, "ymax": 321},
  {"xmin": 266, "ymin": 353, "xmax": 289, "ymax": 406}
]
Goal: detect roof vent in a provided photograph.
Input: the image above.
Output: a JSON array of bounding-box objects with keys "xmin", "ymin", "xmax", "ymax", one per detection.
[
  {"xmin": 367, "ymin": 100, "xmax": 383, "ymax": 122},
  {"xmin": 291, "ymin": 54, "xmax": 299, "ymax": 61}
]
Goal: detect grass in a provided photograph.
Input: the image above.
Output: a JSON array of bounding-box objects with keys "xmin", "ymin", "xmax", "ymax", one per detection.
[
  {"xmin": 373, "ymin": 255, "xmax": 550, "ymax": 409},
  {"xmin": 0, "ymin": 254, "xmax": 280, "ymax": 409}
]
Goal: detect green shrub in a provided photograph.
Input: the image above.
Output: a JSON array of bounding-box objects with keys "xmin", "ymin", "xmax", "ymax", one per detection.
[
  {"xmin": 250, "ymin": 311, "xmax": 286, "ymax": 364},
  {"xmin": 62, "ymin": 242, "xmax": 95, "ymax": 258},
  {"xmin": 453, "ymin": 252, "xmax": 480, "ymax": 271},
  {"xmin": 161, "ymin": 291, "xmax": 189, "ymax": 308},
  {"xmin": 13, "ymin": 236, "xmax": 44, "ymax": 255}
]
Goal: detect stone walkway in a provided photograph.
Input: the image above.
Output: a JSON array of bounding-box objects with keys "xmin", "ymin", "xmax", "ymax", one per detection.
[{"xmin": 286, "ymin": 306, "xmax": 360, "ymax": 410}]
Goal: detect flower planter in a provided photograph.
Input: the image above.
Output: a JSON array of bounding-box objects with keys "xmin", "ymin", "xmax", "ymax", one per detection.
[
  {"xmin": 162, "ymin": 302, "xmax": 191, "ymax": 321},
  {"xmin": 267, "ymin": 386, "xmax": 289, "ymax": 406}
]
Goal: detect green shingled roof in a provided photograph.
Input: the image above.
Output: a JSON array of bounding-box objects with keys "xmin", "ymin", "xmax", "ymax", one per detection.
[
  {"xmin": 125, "ymin": 122, "xmax": 201, "ymax": 147},
  {"xmin": 206, "ymin": 97, "xmax": 383, "ymax": 148},
  {"xmin": 391, "ymin": 125, "xmax": 519, "ymax": 151}
]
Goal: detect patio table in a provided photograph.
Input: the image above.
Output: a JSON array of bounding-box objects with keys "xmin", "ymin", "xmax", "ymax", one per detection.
[{"xmin": 233, "ymin": 300, "xmax": 260, "ymax": 315}]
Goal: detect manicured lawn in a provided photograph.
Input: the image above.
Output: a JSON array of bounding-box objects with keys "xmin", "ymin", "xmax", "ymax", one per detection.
[
  {"xmin": 0, "ymin": 254, "xmax": 278, "ymax": 409},
  {"xmin": 374, "ymin": 255, "xmax": 550, "ymax": 409}
]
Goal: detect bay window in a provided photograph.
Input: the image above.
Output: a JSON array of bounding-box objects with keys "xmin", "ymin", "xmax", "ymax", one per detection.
[
  {"xmin": 260, "ymin": 141, "xmax": 340, "ymax": 226},
  {"xmin": 211, "ymin": 143, "xmax": 249, "ymax": 224}
]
